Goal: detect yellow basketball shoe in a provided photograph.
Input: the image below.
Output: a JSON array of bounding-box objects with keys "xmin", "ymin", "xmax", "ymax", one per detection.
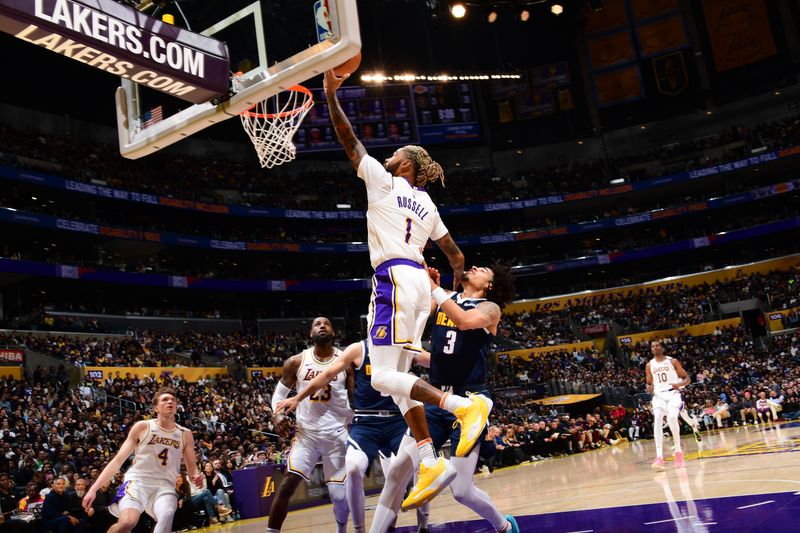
[
  {"xmin": 401, "ymin": 458, "xmax": 456, "ymax": 510},
  {"xmin": 454, "ymin": 394, "xmax": 493, "ymax": 457}
]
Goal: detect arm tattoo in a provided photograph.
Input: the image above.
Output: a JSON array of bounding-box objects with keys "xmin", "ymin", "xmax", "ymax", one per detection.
[
  {"xmin": 326, "ymin": 92, "xmax": 367, "ymax": 171},
  {"xmin": 435, "ymin": 233, "xmax": 465, "ymax": 270},
  {"xmin": 477, "ymin": 301, "xmax": 501, "ymax": 324}
]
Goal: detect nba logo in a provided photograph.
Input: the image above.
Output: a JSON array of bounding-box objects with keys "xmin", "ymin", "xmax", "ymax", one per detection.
[
  {"xmin": 314, "ymin": 0, "xmax": 333, "ymax": 43},
  {"xmin": 374, "ymin": 326, "xmax": 388, "ymax": 339}
]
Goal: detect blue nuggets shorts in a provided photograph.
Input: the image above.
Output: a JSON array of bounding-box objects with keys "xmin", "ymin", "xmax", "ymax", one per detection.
[{"xmin": 347, "ymin": 413, "xmax": 408, "ymax": 464}]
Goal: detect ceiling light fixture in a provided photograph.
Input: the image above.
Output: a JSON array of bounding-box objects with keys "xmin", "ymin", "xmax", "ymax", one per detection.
[{"xmin": 450, "ymin": 2, "xmax": 467, "ymax": 18}]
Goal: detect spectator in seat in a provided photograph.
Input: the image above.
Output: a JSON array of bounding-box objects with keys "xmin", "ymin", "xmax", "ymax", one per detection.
[
  {"xmin": 756, "ymin": 391, "xmax": 773, "ymax": 423},
  {"xmin": 728, "ymin": 394, "xmax": 743, "ymax": 426},
  {"xmin": 712, "ymin": 398, "xmax": 729, "ymax": 428},
  {"xmin": 84, "ymin": 479, "xmax": 114, "ymax": 533},
  {"xmin": 701, "ymin": 400, "xmax": 716, "ymax": 430},
  {"xmin": 740, "ymin": 392, "xmax": 758, "ymax": 425},
  {"xmin": 173, "ymin": 474, "xmax": 195, "ymax": 532},
  {"xmin": 42, "ymin": 478, "xmax": 84, "ymax": 533},
  {"xmin": 17, "ymin": 482, "xmax": 43, "ymax": 529},
  {"xmin": 477, "ymin": 427, "xmax": 499, "ymax": 474},
  {"xmin": 201, "ymin": 463, "xmax": 232, "ymax": 522},
  {"xmin": 188, "ymin": 468, "xmax": 223, "ymax": 526},
  {"xmin": 767, "ymin": 390, "xmax": 784, "ymax": 421},
  {"xmin": 0, "ymin": 475, "xmax": 17, "ymax": 514},
  {"xmin": 211, "ymin": 458, "xmax": 235, "ymax": 518}
]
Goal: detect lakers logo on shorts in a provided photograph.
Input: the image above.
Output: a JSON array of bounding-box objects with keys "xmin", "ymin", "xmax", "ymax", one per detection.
[{"xmin": 374, "ymin": 326, "xmax": 388, "ymax": 339}]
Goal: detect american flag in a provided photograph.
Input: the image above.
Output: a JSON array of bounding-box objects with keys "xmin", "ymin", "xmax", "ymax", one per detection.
[{"xmin": 142, "ymin": 105, "xmax": 163, "ymax": 128}]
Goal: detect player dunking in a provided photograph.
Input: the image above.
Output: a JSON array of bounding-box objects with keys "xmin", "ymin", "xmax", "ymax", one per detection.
[
  {"xmin": 82, "ymin": 388, "xmax": 203, "ymax": 533},
  {"xmin": 370, "ymin": 263, "xmax": 519, "ymax": 533},
  {"xmin": 325, "ymin": 69, "xmax": 491, "ymax": 509},
  {"xmin": 267, "ymin": 317, "xmax": 353, "ymax": 533},
  {"xmin": 277, "ymin": 340, "xmax": 429, "ymax": 533},
  {"xmin": 646, "ymin": 340, "xmax": 691, "ymax": 470}
]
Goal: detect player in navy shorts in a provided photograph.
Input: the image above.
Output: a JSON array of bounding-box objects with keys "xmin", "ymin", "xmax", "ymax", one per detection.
[
  {"xmin": 370, "ymin": 263, "xmax": 520, "ymax": 533},
  {"xmin": 277, "ymin": 340, "xmax": 428, "ymax": 533}
]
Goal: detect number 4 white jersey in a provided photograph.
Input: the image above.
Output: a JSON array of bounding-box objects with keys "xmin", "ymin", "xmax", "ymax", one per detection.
[
  {"xmin": 649, "ymin": 357, "xmax": 680, "ymax": 395},
  {"xmin": 295, "ymin": 348, "xmax": 351, "ymax": 434},
  {"xmin": 358, "ymin": 155, "xmax": 449, "ymax": 269},
  {"xmin": 126, "ymin": 419, "xmax": 186, "ymax": 486}
]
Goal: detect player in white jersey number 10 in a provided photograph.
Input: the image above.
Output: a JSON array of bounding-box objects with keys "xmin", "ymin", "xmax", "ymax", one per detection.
[
  {"xmin": 646, "ymin": 340, "xmax": 691, "ymax": 470},
  {"xmin": 82, "ymin": 388, "xmax": 203, "ymax": 533},
  {"xmin": 325, "ymin": 68, "xmax": 493, "ymax": 511}
]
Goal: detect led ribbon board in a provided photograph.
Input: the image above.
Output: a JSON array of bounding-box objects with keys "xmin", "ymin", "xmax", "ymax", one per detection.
[{"xmin": 0, "ymin": 0, "xmax": 230, "ymax": 103}]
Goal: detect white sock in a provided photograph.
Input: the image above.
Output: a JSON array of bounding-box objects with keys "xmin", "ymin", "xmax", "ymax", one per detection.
[
  {"xmin": 417, "ymin": 439, "xmax": 437, "ymax": 468},
  {"xmin": 440, "ymin": 392, "xmax": 471, "ymax": 413},
  {"xmin": 267, "ymin": 529, "xmax": 281, "ymax": 533},
  {"xmin": 668, "ymin": 416, "xmax": 682, "ymax": 453}
]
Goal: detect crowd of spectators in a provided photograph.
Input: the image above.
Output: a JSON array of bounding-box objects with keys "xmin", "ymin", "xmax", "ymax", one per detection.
[
  {"xmin": 1, "ymin": 263, "xmax": 797, "ymax": 368},
  {"xmin": 504, "ymin": 266, "xmax": 800, "ymax": 338},
  {"xmin": 0, "ymin": 330, "xmax": 307, "ymax": 368},
  {"xmin": 2, "ymin": 111, "xmax": 800, "ymax": 211}
]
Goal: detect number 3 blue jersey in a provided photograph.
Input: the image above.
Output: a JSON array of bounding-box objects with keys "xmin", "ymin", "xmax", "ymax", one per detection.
[{"xmin": 429, "ymin": 294, "xmax": 493, "ymax": 388}]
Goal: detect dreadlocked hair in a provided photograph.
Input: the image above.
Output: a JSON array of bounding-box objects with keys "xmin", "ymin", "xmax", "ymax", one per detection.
[
  {"xmin": 484, "ymin": 261, "xmax": 516, "ymax": 309},
  {"xmin": 403, "ymin": 145, "xmax": 445, "ymax": 187}
]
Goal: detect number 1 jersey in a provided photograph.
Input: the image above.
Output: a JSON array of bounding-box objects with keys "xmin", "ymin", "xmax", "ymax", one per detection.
[
  {"xmin": 358, "ymin": 155, "xmax": 449, "ymax": 269},
  {"xmin": 430, "ymin": 293, "xmax": 493, "ymax": 388}
]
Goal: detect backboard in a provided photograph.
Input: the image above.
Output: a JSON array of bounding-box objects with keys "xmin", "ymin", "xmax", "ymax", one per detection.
[{"xmin": 115, "ymin": 0, "xmax": 360, "ymax": 159}]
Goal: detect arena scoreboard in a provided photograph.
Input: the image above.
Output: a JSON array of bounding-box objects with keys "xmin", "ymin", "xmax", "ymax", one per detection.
[{"xmin": 297, "ymin": 82, "xmax": 480, "ymax": 151}]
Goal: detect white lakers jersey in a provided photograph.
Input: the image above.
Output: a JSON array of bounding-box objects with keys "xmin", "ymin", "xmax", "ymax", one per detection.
[
  {"xmin": 649, "ymin": 356, "xmax": 680, "ymax": 394},
  {"xmin": 358, "ymin": 155, "xmax": 449, "ymax": 269},
  {"xmin": 126, "ymin": 419, "xmax": 186, "ymax": 485},
  {"xmin": 295, "ymin": 348, "xmax": 351, "ymax": 434}
]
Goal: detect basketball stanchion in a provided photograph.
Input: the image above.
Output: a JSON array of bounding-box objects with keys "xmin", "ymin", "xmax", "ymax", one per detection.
[{"xmin": 239, "ymin": 85, "xmax": 315, "ymax": 168}]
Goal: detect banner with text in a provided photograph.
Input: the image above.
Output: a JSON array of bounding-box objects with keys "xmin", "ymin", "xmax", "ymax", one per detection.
[
  {"xmin": 0, "ymin": 0, "xmax": 229, "ymax": 102},
  {"xmin": 0, "ymin": 349, "xmax": 24, "ymax": 363},
  {"xmin": 84, "ymin": 366, "xmax": 228, "ymax": 382}
]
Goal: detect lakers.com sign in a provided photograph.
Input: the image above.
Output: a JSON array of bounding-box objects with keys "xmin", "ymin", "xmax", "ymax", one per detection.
[{"xmin": 0, "ymin": 0, "xmax": 229, "ymax": 103}]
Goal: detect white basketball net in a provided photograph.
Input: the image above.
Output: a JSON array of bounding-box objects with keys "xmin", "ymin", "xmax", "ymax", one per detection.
[{"xmin": 240, "ymin": 86, "xmax": 314, "ymax": 169}]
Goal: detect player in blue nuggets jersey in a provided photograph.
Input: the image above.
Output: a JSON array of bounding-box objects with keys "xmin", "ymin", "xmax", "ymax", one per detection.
[
  {"xmin": 371, "ymin": 263, "xmax": 520, "ymax": 533},
  {"xmin": 277, "ymin": 340, "xmax": 428, "ymax": 533}
]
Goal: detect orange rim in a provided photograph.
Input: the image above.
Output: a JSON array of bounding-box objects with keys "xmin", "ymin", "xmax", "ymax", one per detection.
[{"xmin": 241, "ymin": 85, "xmax": 314, "ymax": 119}]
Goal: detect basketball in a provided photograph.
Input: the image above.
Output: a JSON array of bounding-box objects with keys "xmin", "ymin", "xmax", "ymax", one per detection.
[{"xmin": 333, "ymin": 52, "xmax": 361, "ymax": 77}]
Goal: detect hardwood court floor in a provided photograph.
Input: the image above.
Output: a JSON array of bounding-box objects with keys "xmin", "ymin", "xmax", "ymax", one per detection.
[{"xmin": 212, "ymin": 421, "xmax": 800, "ymax": 532}]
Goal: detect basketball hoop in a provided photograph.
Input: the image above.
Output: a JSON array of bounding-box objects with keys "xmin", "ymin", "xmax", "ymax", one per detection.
[{"xmin": 240, "ymin": 85, "xmax": 314, "ymax": 169}]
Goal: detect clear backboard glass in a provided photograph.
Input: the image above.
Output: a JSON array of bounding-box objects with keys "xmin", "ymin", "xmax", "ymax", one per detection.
[{"xmin": 116, "ymin": 0, "xmax": 359, "ymax": 159}]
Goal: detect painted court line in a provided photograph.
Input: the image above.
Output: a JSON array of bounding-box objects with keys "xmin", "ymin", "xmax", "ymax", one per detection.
[
  {"xmin": 644, "ymin": 516, "xmax": 696, "ymax": 525},
  {"xmin": 564, "ymin": 530, "xmax": 594, "ymax": 533},
  {"xmin": 736, "ymin": 500, "xmax": 775, "ymax": 510}
]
